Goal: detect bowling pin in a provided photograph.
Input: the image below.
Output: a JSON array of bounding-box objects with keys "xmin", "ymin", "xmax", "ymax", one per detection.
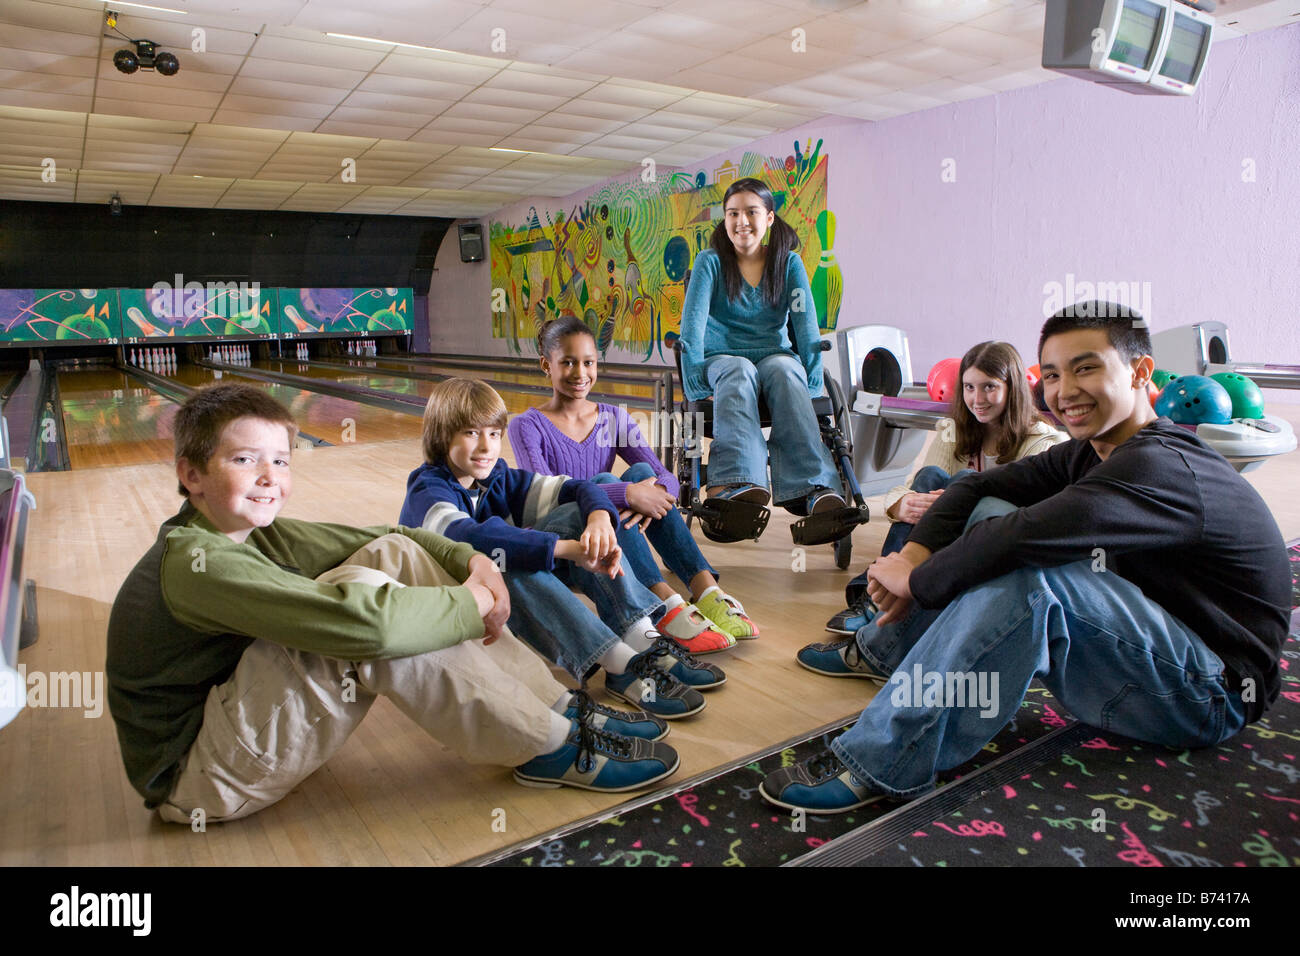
[{"xmin": 811, "ymin": 209, "xmax": 843, "ymax": 332}]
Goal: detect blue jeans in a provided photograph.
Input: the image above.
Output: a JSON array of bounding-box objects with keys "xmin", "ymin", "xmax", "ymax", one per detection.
[
  {"xmin": 831, "ymin": 497, "xmax": 1248, "ymax": 798},
  {"xmin": 503, "ymin": 503, "xmax": 664, "ymax": 680},
  {"xmin": 846, "ymin": 466, "xmax": 974, "ymax": 605},
  {"xmin": 591, "ymin": 462, "xmax": 717, "ymax": 591},
  {"xmin": 704, "ymin": 352, "xmax": 839, "ymax": 505}
]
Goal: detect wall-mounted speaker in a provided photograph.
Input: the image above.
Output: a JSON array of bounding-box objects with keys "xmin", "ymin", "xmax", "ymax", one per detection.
[{"xmin": 458, "ymin": 222, "xmax": 484, "ymax": 263}]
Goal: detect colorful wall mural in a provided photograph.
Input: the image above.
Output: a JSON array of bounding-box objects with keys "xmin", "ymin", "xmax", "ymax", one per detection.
[
  {"xmin": 0, "ymin": 289, "xmax": 121, "ymax": 344},
  {"xmin": 279, "ymin": 288, "xmax": 414, "ymax": 339},
  {"xmin": 489, "ymin": 140, "xmax": 842, "ymax": 361},
  {"xmin": 0, "ymin": 287, "xmax": 413, "ymax": 345}
]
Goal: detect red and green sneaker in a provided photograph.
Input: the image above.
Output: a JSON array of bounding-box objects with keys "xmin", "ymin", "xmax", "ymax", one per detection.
[
  {"xmin": 655, "ymin": 601, "xmax": 735, "ymax": 654},
  {"xmin": 695, "ymin": 587, "xmax": 759, "ymax": 640}
]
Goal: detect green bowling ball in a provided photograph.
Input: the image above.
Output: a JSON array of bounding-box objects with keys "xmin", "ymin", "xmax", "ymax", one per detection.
[
  {"xmin": 1151, "ymin": 368, "xmax": 1176, "ymax": 390},
  {"xmin": 226, "ymin": 313, "xmax": 270, "ymax": 335},
  {"xmin": 367, "ymin": 308, "xmax": 401, "ymax": 331},
  {"xmin": 57, "ymin": 314, "xmax": 112, "ymax": 341},
  {"xmin": 1210, "ymin": 371, "xmax": 1265, "ymax": 419}
]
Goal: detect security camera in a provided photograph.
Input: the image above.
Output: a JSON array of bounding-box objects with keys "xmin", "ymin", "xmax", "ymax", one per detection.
[{"xmin": 113, "ymin": 39, "xmax": 180, "ymax": 76}]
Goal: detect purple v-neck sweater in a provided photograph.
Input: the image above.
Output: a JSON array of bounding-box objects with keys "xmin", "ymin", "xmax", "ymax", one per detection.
[{"xmin": 507, "ymin": 404, "xmax": 679, "ymax": 510}]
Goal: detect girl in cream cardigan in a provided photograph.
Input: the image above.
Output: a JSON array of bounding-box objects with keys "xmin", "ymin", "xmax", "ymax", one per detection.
[{"xmin": 825, "ymin": 341, "xmax": 1067, "ymax": 634}]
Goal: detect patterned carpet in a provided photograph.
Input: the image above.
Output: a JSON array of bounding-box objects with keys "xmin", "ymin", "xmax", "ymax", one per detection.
[
  {"xmin": 856, "ymin": 544, "xmax": 1300, "ymax": 867},
  {"xmin": 491, "ymin": 543, "xmax": 1300, "ymax": 867},
  {"xmin": 490, "ymin": 688, "xmax": 1064, "ymax": 867}
]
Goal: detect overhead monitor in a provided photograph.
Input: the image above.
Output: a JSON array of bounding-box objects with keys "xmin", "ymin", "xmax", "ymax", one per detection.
[
  {"xmin": 1043, "ymin": 0, "xmax": 1179, "ymax": 88},
  {"xmin": 1147, "ymin": 4, "xmax": 1214, "ymax": 94}
]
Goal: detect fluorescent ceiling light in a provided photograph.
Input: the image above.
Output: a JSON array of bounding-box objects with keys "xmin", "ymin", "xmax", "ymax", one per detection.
[
  {"xmin": 325, "ymin": 32, "xmax": 452, "ymax": 53},
  {"xmin": 490, "ymin": 147, "xmax": 531, "ymax": 154},
  {"xmin": 106, "ymin": 1, "xmax": 188, "ymax": 13}
]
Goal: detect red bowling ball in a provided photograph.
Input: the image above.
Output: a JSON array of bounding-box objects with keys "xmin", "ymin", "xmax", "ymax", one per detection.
[{"xmin": 926, "ymin": 357, "xmax": 961, "ymax": 403}]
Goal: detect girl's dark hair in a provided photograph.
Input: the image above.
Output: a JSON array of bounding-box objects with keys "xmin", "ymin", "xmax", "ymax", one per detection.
[
  {"xmin": 950, "ymin": 341, "xmax": 1042, "ymax": 465},
  {"xmin": 537, "ymin": 315, "xmax": 596, "ymax": 358},
  {"xmin": 708, "ymin": 177, "xmax": 800, "ymax": 309}
]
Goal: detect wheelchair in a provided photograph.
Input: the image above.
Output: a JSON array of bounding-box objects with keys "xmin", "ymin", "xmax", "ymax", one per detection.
[{"xmin": 652, "ymin": 331, "xmax": 868, "ymax": 571}]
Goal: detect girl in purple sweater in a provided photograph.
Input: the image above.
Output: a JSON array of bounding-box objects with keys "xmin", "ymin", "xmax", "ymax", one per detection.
[{"xmin": 508, "ymin": 317, "xmax": 760, "ymax": 651}]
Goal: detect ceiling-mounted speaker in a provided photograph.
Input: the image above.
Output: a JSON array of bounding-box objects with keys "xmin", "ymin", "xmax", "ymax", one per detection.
[{"xmin": 458, "ymin": 222, "xmax": 484, "ymax": 263}]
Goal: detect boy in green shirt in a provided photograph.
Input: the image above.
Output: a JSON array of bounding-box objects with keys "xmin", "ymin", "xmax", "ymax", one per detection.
[{"xmin": 107, "ymin": 383, "xmax": 677, "ymax": 823}]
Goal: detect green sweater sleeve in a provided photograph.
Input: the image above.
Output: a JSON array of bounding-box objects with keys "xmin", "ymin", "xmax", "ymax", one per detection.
[{"xmin": 160, "ymin": 517, "xmax": 485, "ymax": 660}]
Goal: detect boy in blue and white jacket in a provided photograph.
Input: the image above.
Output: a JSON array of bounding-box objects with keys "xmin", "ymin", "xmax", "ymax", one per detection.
[{"xmin": 400, "ymin": 378, "xmax": 725, "ymax": 720}]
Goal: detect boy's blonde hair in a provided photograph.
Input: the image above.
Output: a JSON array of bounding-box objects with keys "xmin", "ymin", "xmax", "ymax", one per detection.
[{"xmin": 421, "ymin": 377, "xmax": 508, "ymax": 465}]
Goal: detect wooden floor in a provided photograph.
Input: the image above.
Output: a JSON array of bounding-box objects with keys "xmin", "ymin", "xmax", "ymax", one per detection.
[{"xmin": 3, "ymin": 404, "xmax": 1298, "ymax": 866}]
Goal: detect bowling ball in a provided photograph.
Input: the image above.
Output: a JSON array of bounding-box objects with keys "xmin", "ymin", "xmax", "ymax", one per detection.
[
  {"xmin": 225, "ymin": 315, "xmax": 269, "ymax": 336},
  {"xmin": 926, "ymin": 357, "xmax": 961, "ymax": 403},
  {"xmin": 1154, "ymin": 375, "xmax": 1233, "ymax": 425},
  {"xmin": 1151, "ymin": 368, "xmax": 1176, "ymax": 390},
  {"xmin": 1026, "ymin": 363, "xmax": 1041, "ymax": 389},
  {"xmin": 57, "ymin": 314, "xmax": 112, "ymax": 341},
  {"xmin": 663, "ymin": 236, "xmax": 690, "ymax": 283},
  {"xmin": 367, "ymin": 308, "xmax": 401, "ymax": 331},
  {"xmin": 1209, "ymin": 372, "xmax": 1265, "ymax": 419}
]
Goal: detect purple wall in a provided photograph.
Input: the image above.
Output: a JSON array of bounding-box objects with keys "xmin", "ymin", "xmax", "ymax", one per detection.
[{"xmin": 428, "ymin": 23, "xmax": 1300, "ymax": 400}]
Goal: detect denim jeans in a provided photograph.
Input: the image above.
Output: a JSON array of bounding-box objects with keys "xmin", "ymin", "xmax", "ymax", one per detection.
[
  {"xmin": 703, "ymin": 352, "xmax": 839, "ymax": 504},
  {"xmin": 503, "ymin": 503, "xmax": 664, "ymax": 679},
  {"xmin": 846, "ymin": 466, "xmax": 975, "ymax": 605},
  {"xmin": 591, "ymin": 462, "xmax": 717, "ymax": 591},
  {"xmin": 831, "ymin": 497, "xmax": 1248, "ymax": 798}
]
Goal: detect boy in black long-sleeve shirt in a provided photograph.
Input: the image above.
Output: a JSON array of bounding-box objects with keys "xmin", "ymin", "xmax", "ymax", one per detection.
[{"xmin": 763, "ymin": 303, "xmax": 1291, "ymax": 813}]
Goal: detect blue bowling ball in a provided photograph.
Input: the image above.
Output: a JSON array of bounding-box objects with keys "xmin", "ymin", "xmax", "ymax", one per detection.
[{"xmin": 1154, "ymin": 375, "xmax": 1233, "ymax": 425}]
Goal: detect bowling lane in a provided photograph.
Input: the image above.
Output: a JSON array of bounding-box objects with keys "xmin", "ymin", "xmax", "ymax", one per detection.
[
  {"xmin": 57, "ymin": 367, "xmax": 177, "ymax": 469},
  {"xmin": 255, "ymin": 358, "xmax": 550, "ymax": 416},
  {"xmin": 170, "ymin": 364, "xmax": 425, "ymax": 446},
  {"xmin": 258, "ymin": 358, "xmax": 434, "ymax": 399},
  {"xmin": 56, "ymin": 355, "xmax": 655, "ymax": 471},
  {"xmin": 316, "ymin": 356, "xmax": 658, "ymax": 403}
]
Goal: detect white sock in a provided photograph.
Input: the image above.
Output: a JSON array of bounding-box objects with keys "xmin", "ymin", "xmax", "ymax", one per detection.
[
  {"xmin": 551, "ymin": 691, "xmax": 574, "ymax": 713},
  {"xmin": 660, "ymin": 593, "xmax": 686, "ymax": 613},
  {"xmin": 597, "ymin": 641, "xmax": 639, "ymax": 675},
  {"xmin": 620, "ymin": 617, "xmax": 658, "ymax": 652},
  {"xmin": 541, "ymin": 711, "xmax": 572, "ymax": 755}
]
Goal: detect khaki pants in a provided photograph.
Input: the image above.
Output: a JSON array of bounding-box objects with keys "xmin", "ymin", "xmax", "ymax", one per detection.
[{"xmin": 158, "ymin": 535, "xmax": 567, "ymax": 823}]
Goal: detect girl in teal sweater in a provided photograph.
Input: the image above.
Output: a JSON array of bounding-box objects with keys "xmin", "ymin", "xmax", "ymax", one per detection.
[{"xmin": 678, "ymin": 177, "xmax": 841, "ymax": 516}]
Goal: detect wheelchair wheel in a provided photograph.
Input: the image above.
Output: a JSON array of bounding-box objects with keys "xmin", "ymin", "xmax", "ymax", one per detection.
[
  {"xmin": 824, "ymin": 373, "xmax": 852, "ymax": 459},
  {"xmin": 653, "ymin": 371, "xmax": 675, "ymax": 473},
  {"xmin": 833, "ymin": 533, "xmax": 852, "ymax": 570}
]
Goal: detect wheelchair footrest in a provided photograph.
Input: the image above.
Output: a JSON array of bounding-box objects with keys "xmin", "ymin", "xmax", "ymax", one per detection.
[
  {"xmin": 697, "ymin": 497, "xmax": 770, "ymax": 543},
  {"xmin": 791, "ymin": 506, "xmax": 870, "ymax": 546}
]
